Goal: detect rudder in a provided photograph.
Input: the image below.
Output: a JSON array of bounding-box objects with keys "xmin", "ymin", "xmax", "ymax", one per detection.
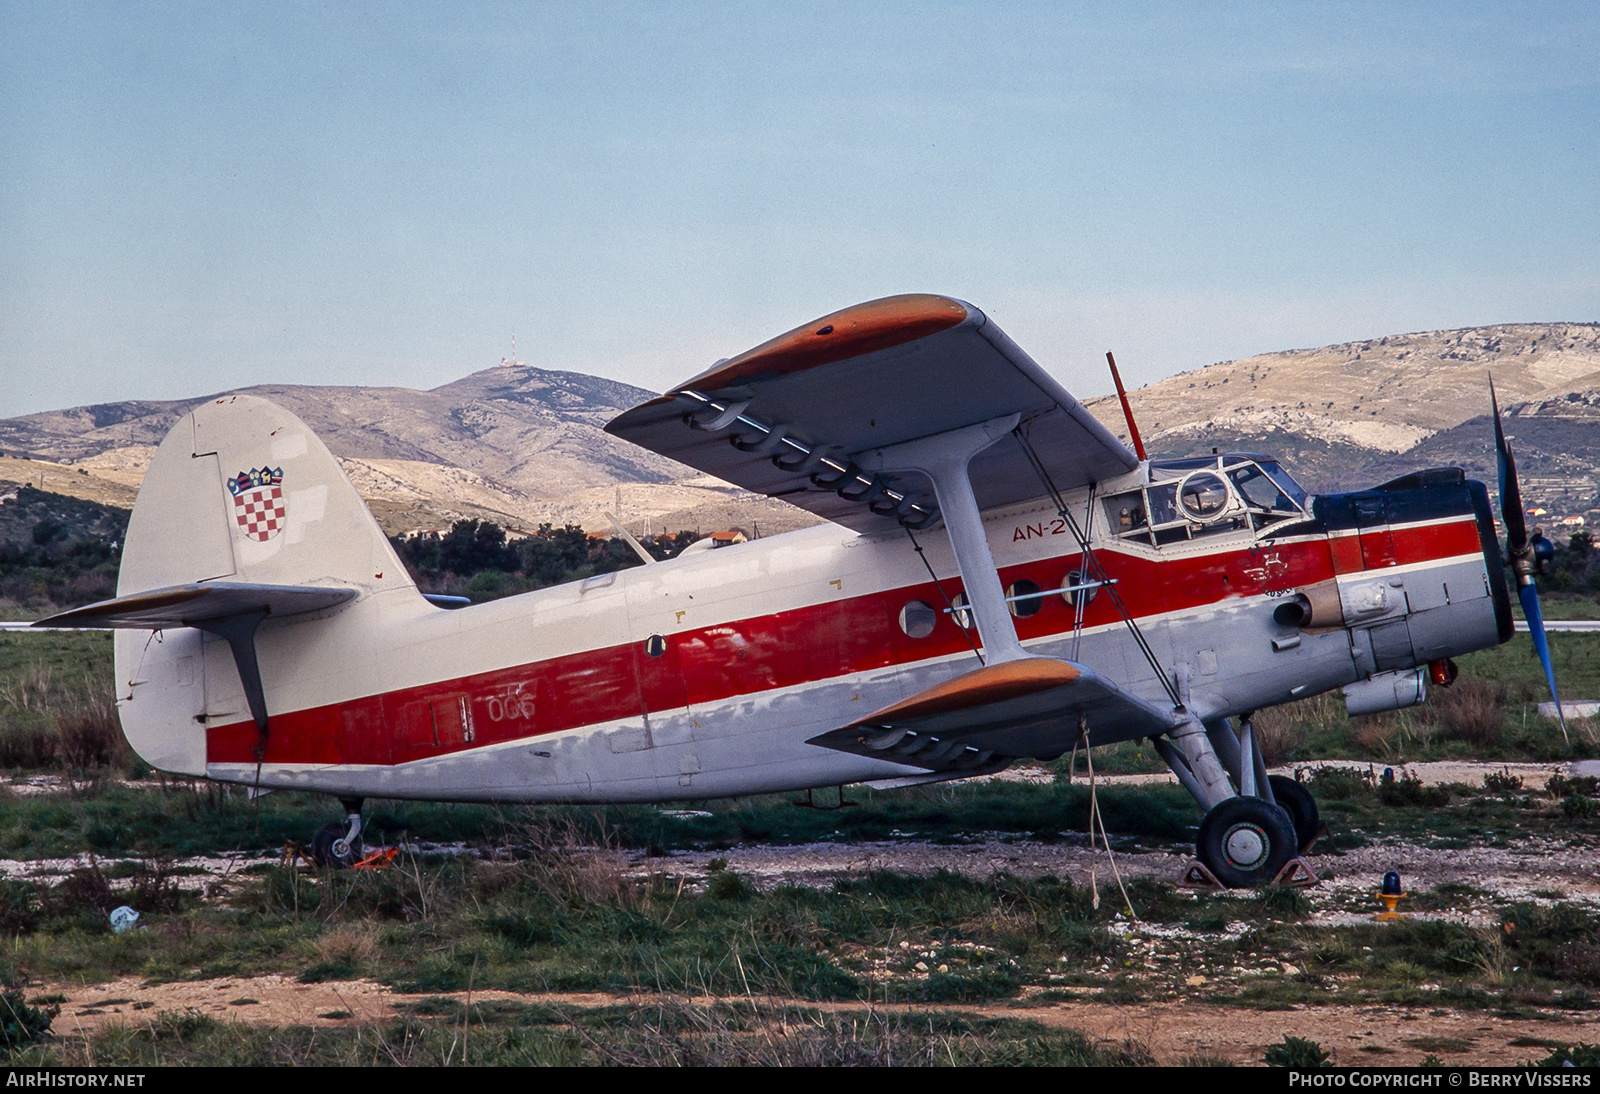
[{"xmin": 120, "ymin": 394, "xmax": 414, "ymax": 596}]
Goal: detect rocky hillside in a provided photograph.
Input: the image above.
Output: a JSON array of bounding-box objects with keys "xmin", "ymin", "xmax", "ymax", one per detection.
[
  {"xmin": 1086, "ymin": 323, "xmax": 1600, "ymax": 523},
  {"xmin": 0, "ymin": 367, "xmax": 822, "ymax": 538}
]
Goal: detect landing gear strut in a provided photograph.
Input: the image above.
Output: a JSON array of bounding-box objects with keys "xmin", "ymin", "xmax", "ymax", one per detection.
[
  {"xmin": 1157, "ymin": 714, "xmax": 1319, "ymax": 887},
  {"xmin": 310, "ymin": 798, "xmax": 364, "ymax": 868}
]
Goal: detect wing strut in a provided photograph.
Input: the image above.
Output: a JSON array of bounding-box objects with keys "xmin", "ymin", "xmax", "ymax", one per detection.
[
  {"xmin": 1009, "ymin": 428, "xmax": 1182, "ymax": 709},
  {"xmin": 857, "ymin": 414, "xmax": 1027, "ymax": 663}
]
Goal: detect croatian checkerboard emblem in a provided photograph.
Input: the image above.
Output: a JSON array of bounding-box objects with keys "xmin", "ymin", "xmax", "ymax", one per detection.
[{"xmin": 227, "ymin": 466, "xmax": 286, "ymax": 542}]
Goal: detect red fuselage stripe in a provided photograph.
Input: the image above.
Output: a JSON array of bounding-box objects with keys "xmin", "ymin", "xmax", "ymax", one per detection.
[{"xmin": 207, "ymin": 518, "xmax": 1483, "ymax": 766}]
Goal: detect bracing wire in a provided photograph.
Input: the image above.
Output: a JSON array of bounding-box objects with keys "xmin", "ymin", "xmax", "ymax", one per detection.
[
  {"xmin": 1010, "ymin": 428, "xmax": 1181, "ymax": 708},
  {"xmin": 905, "ymin": 527, "xmax": 985, "ymax": 666}
]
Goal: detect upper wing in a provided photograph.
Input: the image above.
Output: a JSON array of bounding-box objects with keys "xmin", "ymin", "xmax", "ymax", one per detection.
[
  {"xmin": 604, "ymin": 295, "xmax": 1138, "ymax": 533},
  {"xmin": 805, "ymin": 656, "xmax": 1174, "ymax": 772}
]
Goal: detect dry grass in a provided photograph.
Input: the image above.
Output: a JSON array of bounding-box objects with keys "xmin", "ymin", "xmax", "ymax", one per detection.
[
  {"xmin": 315, "ymin": 923, "xmax": 381, "ymax": 967},
  {"xmin": 1251, "ymin": 694, "xmax": 1340, "ymax": 765},
  {"xmin": 0, "ymin": 665, "xmax": 58, "ymax": 713},
  {"xmin": 512, "ymin": 811, "xmax": 641, "ymax": 909},
  {"xmin": 1350, "ymin": 717, "xmax": 1392, "ymax": 755},
  {"xmin": 1420, "ymin": 680, "xmax": 1506, "ymax": 748},
  {"xmin": 1470, "ymin": 926, "xmax": 1512, "ymax": 986},
  {"xmin": 0, "ymin": 666, "xmax": 126, "ymax": 771},
  {"xmin": 55, "ymin": 694, "xmax": 126, "ymax": 769}
]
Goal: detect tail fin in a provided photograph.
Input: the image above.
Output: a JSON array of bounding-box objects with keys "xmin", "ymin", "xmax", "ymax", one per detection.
[
  {"xmin": 120, "ymin": 393, "xmax": 414, "ymax": 595},
  {"xmin": 76, "ymin": 395, "xmax": 417, "ymax": 776}
]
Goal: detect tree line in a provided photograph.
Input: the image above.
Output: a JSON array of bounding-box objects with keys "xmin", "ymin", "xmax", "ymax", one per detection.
[{"xmin": 390, "ymin": 520, "xmax": 701, "ymax": 603}]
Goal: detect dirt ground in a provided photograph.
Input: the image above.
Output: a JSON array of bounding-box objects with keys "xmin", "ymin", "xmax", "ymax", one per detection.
[
  {"xmin": 37, "ymin": 976, "xmax": 1600, "ymax": 1067},
  {"xmin": 32, "ymin": 831, "xmax": 1600, "ymax": 1066},
  {"xmin": 23, "ymin": 760, "xmax": 1600, "ymax": 1066}
]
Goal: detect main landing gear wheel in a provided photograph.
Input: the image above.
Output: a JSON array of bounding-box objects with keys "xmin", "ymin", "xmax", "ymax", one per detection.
[
  {"xmin": 309, "ymin": 822, "xmax": 362, "ymax": 868},
  {"xmin": 1268, "ymin": 775, "xmax": 1320, "ymax": 853},
  {"xmin": 1196, "ymin": 797, "xmax": 1297, "ymax": 888}
]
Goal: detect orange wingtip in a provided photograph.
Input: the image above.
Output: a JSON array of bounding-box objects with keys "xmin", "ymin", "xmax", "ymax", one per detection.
[
  {"xmin": 677, "ymin": 294, "xmax": 970, "ymax": 392},
  {"xmin": 849, "ymin": 657, "xmax": 1080, "ymax": 727}
]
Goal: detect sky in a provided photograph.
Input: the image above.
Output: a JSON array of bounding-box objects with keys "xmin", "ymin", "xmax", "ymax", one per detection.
[{"xmin": 2, "ymin": 2, "xmax": 1597, "ymax": 419}]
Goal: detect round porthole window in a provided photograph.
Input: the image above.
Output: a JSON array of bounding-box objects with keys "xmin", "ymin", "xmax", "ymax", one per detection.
[
  {"xmin": 1178, "ymin": 471, "xmax": 1233, "ymax": 521},
  {"xmin": 1060, "ymin": 570, "xmax": 1100, "ymax": 607},
  {"xmin": 644, "ymin": 634, "xmax": 667, "ymax": 658},
  {"xmin": 898, "ymin": 600, "xmax": 937, "ymax": 639},
  {"xmin": 1007, "ymin": 579, "xmax": 1044, "ymax": 617}
]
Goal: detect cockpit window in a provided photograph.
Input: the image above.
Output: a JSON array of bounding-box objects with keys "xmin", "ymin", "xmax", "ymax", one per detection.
[
  {"xmin": 1229, "ymin": 463, "xmax": 1297, "ymax": 513},
  {"xmin": 1257, "ymin": 461, "xmax": 1308, "ymax": 509},
  {"xmin": 1106, "ymin": 454, "xmax": 1309, "ymax": 547}
]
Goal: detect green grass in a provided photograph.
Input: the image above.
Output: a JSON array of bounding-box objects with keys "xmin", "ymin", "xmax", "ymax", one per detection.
[
  {"xmin": 7, "ymin": 841, "xmax": 1598, "ymax": 1028},
  {"xmin": 1516, "ymin": 592, "xmax": 1600, "ymax": 621},
  {"xmin": 0, "ymin": 629, "xmax": 110, "ymax": 682},
  {"xmin": 11, "ymin": 999, "xmax": 1152, "ymax": 1066}
]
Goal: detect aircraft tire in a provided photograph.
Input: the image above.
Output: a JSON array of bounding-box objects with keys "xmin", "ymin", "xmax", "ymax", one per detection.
[
  {"xmin": 1196, "ymin": 797, "xmax": 1297, "ymax": 888},
  {"xmin": 309, "ymin": 822, "xmax": 361, "ymax": 868},
  {"xmin": 1268, "ymin": 775, "xmax": 1320, "ymax": 853}
]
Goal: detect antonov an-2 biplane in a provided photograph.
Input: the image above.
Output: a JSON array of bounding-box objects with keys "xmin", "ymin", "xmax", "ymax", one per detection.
[{"xmin": 40, "ymin": 295, "xmax": 1561, "ymax": 886}]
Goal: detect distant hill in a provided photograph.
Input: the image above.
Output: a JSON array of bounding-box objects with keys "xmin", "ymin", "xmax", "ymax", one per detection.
[
  {"xmin": 6, "ymin": 320, "xmax": 1600, "ymax": 537},
  {"xmin": 0, "ymin": 367, "xmax": 823, "ymax": 538},
  {"xmin": 0, "ymin": 484, "xmax": 127, "ymax": 552}
]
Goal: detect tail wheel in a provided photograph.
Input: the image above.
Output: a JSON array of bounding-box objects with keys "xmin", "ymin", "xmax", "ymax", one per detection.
[
  {"xmin": 1196, "ymin": 796, "xmax": 1297, "ymax": 888},
  {"xmin": 309, "ymin": 822, "xmax": 361, "ymax": 868},
  {"xmin": 1268, "ymin": 774, "xmax": 1320, "ymax": 853}
]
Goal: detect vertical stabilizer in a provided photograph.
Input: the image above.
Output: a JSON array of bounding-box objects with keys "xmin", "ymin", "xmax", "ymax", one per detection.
[{"xmin": 114, "ymin": 395, "xmax": 415, "ymax": 774}]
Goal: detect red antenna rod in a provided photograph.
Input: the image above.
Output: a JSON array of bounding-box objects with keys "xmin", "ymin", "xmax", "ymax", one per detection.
[{"xmin": 1105, "ymin": 351, "xmax": 1147, "ymax": 461}]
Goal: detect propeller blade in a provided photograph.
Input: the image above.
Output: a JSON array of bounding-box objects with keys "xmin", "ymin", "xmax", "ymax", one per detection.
[
  {"xmin": 1490, "ymin": 377, "xmax": 1528, "ymax": 550},
  {"xmin": 1518, "ymin": 582, "xmax": 1569, "ymax": 746}
]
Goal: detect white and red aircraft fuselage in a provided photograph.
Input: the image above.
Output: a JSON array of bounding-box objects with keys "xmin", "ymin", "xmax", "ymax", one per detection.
[{"xmin": 45, "ymin": 295, "xmax": 1513, "ymax": 885}]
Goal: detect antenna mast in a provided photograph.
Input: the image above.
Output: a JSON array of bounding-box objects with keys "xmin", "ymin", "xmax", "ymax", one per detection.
[{"xmin": 1105, "ymin": 351, "xmax": 1148, "ymax": 461}]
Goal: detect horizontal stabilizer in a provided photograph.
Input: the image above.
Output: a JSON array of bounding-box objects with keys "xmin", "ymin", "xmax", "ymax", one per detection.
[
  {"xmin": 605, "ymin": 295, "xmax": 1137, "ymax": 533},
  {"xmin": 807, "ymin": 656, "xmax": 1173, "ymax": 771},
  {"xmin": 40, "ymin": 582, "xmax": 358, "ymax": 737},
  {"xmin": 36, "ymin": 582, "xmax": 357, "ymax": 630}
]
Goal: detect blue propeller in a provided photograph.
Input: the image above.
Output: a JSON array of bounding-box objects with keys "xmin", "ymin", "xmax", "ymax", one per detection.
[{"xmin": 1491, "ymin": 378, "xmax": 1566, "ymax": 744}]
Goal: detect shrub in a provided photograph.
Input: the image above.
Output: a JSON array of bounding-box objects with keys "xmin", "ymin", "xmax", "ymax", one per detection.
[
  {"xmin": 1303, "ymin": 766, "xmax": 1372, "ymax": 800},
  {"xmin": 0, "ymin": 991, "xmax": 53, "ymax": 1056},
  {"xmin": 1484, "ymin": 768, "xmax": 1524, "ymax": 793},
  {"xmin": 1264, "ymin": 1035, "xmax": 1331, "ymax": 1067},
  {"xmin": 707, "ymin": 869, "xmax": 755, "ymax": 902},
  {"xmin": 1533, "ymin": 1043, "xmax": 1600, "ymax": 1067},
  {"xmin": 1549, "ymin": 774, "xmax": 1600, "ymax": 799},
  {"xmin": 1378, "ymin": 772, "xmax": 1449, "ymax": 808}
]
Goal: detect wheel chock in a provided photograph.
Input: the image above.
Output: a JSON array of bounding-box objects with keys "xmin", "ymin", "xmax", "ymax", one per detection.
[
  {"xmin": 1301, "ymin": 822, "xmax": 1330, "ymax": 855},
  {"xmin": 1177, "ymin": 860, "xmax": 1225, "ymax": 891},
  {"xmin": 279, "ymin": 841, "xmax": 319, "ymax": 874},
  {"xmin": 352, "ymin": 848, "xmax": 399, "ymax": 870},
  {"xmin": 1272, "ymin": 857, "xmax": 1320, "ymax": 888}
]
